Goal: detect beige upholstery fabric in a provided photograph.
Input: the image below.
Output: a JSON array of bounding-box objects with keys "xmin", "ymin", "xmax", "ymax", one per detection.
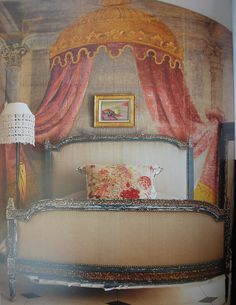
[
  {"xmin": 18, "ymin": 210, "xmax": 224, "ymax": 266},
  {"xmin": 51, "ymin": 141, "xmax": 188, "ymax": 199}
]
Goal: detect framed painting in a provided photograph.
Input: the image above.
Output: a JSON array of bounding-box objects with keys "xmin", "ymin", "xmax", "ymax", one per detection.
[{"xmin": 94, "ymin": 94, "xmax": 135, "ymax": 127}]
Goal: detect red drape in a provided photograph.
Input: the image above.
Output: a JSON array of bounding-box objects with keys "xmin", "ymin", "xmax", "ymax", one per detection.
[
  {"xmin": 0, "ymin": 53, "xmax": 93, "ymax": 209},
  {"xmin": 36, "ymin": 53, "xmax": 93, "ymax": 144},
  {"xmin": 133, "ymin": 47, "xmax": 224, "ymax": 202},
  {"xmin": 0, "ymin": 144, "xmax": 32, "ymax": 208}
]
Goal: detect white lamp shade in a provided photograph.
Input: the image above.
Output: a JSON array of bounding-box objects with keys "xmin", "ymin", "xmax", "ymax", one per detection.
[{"xmin": 0, "ymin": 102, "xmax": 35, "ymax": 145}]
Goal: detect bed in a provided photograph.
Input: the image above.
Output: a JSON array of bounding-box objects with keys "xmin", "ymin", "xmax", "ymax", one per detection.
[{"xmin": 6, "ymin": 134, "xmax": 228, "ymax": 299}]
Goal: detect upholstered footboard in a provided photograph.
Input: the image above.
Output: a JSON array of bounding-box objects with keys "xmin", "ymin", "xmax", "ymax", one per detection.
[{"xmin": 6, "ymin": 198, "xmax": 227, "ymax": 299}]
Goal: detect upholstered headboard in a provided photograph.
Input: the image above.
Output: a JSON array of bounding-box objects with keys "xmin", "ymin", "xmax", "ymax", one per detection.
[{"xmin": 43, "ymin": 135, "xmax": 194, "ymax": 200}]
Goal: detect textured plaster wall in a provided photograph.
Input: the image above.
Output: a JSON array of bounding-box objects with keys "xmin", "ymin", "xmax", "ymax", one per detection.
[{"xmin": 159, "ymin": 0, "xmax": 232, "ymax": 30}]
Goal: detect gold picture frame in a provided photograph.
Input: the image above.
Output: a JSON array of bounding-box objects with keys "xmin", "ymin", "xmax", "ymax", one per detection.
[{"xmin": 94, "ymin": 94, "xmax": 135, "ymax": 127}]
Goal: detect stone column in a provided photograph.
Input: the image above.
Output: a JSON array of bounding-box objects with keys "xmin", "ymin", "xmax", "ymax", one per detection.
[
  {"xmin": 205, "ymin": 42, "xmax": 223, "ymax": 108},
  {"xmin": 0, "ymin": 43, "xmax": 28, "ymax": 103}
]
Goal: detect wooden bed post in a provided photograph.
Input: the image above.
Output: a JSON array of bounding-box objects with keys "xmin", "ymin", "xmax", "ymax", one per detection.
[
  {"xmin": 6, "ymin": 198, "xmax": 17, "ymax": 300},
  {"xmin": 44, "ymin": 139, "xmax": 52, "ymax": 199},
  {"xmin": 187, "ymin": 141, "xmax": 194, "ymax": 200},
  {"xmin": 218, "ymin": 122, "xmax": 234, "ymax": 208}
]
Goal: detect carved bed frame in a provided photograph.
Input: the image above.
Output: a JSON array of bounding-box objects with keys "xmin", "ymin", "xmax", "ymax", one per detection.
[{"xmin": 6, "ymin": 134, "xmax": 229, "ymax": 300}]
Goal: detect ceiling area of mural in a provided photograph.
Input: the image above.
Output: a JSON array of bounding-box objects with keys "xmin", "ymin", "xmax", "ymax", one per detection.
[
  {"xmin": 0, "ymin": 0, "xmax": 219, "ymax": 42},
  {"xmin": 0, "ymin": 0, "xmax": 104, "ymax": 39}
]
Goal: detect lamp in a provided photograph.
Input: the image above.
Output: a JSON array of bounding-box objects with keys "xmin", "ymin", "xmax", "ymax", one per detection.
[{"xmin": 0, "ymin": 102, "xmax": 35, "ymax": 208}]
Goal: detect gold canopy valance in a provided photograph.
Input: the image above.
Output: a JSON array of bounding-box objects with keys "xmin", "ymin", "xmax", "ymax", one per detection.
[{"xmin": 50, "ymin": 4, "xmax": 183, "ymax": 61}]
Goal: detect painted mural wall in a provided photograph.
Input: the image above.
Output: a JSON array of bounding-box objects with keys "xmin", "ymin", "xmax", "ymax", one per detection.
[
  {"xmin": 160, "ymin": 0, "xmax": 232, "ymax": 30},
  {"xmin": 0, "ymin": 0, "xmax": 234, "ymax": 239}
]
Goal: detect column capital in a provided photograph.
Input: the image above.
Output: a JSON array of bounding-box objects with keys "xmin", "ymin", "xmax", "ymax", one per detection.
[{"xmin": 0, "ymin": 42, "xmax": 28, "ymax": 66}]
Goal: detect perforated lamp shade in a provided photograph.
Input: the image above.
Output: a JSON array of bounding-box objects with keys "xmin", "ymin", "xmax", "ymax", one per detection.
[{"xmin": 0, "ymin": 102, "xmax": 35, "ymax": 145}]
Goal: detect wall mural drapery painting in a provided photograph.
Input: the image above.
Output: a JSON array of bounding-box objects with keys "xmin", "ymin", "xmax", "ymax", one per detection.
[
  {"xmin": 35, "ymin": 53, "xmax": 93, "ymax": 144},
  {"xmin": 133, "ymin": 47, "xmax": 224, "ymax": 203},
  {"xmin": 0, "ymin": 52, "xmax": 93, "ymax": 208},
  {"xmin": 0, "ymin": 3, "xmax": 224, "ymax": 208}
]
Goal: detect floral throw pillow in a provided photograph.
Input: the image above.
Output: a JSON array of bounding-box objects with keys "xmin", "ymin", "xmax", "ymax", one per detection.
[{"xmin": 79, "ymin": 164, "xmax": 162, "ymax": 200}]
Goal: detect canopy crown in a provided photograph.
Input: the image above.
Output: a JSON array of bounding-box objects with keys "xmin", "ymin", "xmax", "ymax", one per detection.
[{"xmin": 50, "ymin": 4, "xmax": 183, "ymax": 60}]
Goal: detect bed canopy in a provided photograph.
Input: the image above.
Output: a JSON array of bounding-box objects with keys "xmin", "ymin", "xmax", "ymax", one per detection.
[
  {"xmin": 0, "ymin": 0, "xmax": 223, "ymax": 207},
  {"xmin": 36, "ymin": 1, "xmax": 184, "ymax": 143}
]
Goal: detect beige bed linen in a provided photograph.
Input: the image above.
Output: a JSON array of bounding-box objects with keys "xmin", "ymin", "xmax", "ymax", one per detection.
[{"xmin": 17, "ymin": 210, "xmax": 224, "ymax": 266}]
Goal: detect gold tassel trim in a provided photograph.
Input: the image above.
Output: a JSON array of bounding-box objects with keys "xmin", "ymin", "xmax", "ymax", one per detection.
[{"xmin": 50, "ymin": 44, "xmax": 182, "ymax": 71}]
